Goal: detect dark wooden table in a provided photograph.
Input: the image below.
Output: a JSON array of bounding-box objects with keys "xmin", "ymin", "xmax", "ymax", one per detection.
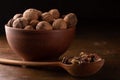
[{"xmin": 0, "ymin": 31, "xmax": 120, "ymax": 80}]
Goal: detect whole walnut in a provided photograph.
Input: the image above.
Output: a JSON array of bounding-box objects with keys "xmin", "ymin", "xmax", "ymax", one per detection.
[
  {"xmin": 49, "ymin": 9, "xmax": 60, "ymax": 19},
  {"xmin": 41, "ymin": 12, "xmax": 54, "ymax": 23},
  {"xmin": 23, "ymin": 8, "xmax": 42, "ymax": 21},
  {"xmin": 7, "ymin": 19, "xmax": 14, "ymax": 27},
  {"xmin": 52, "ymin": 19, "xmax": 67, "ymax": 30},
  {"xmin": 64, "ymin": 13, "xmax": 77, "ymax": 27},
  {"xmin": 24, "ymin": 25, "xmax": 34, "ymax": 30},
  {"xmin": 12, "ymin": 17, "xmax": 28, "ymax": 29},
  {"xmin": 36, "ymin": 21, "xmax": 52, "ymax": 30},
  {"xmin": 13, "ymin": 13, "xmax": 23, "ymax": 20},
  {"xmin": 30, "ymin": 20, "xmax": 39, "ymax": 29}
]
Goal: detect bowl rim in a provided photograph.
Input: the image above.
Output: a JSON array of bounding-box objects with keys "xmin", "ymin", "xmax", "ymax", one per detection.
[{"xmin": 5, "ymin": 24, "xmax": 76, "ymax": 33}]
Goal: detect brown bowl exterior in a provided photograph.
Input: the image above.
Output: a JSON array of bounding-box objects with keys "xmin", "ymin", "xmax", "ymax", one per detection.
[{"xmin": 5, "ymin": 25, "xmax": 75, "ymax": 61}]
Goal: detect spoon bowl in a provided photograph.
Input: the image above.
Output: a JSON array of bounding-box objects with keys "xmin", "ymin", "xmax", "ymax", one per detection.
[
  {"xmin": 60, "ymin": 59, "xmax": 105, "ymax": 77},
  {"xmin": 0, "ymin": 58, "xmax": 104, "ymax": 77}
]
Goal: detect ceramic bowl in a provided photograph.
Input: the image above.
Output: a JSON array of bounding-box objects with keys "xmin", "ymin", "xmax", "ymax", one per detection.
[{"xmin": 5, "ymin": 25, "xmax": 75, "ymax": 61}]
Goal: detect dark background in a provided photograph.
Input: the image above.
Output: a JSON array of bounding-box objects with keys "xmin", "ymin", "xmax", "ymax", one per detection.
[{"xmin": 0, "ymin": 0, "xmax": 120, "ymax": 35}]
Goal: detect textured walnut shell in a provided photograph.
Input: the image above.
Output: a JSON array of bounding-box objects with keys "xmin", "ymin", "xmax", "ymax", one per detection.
[
  {"xmin": 13, "ymin": 13, "xmax": 23, "ymax": 20},
  {"xmin": 7, "ymin": 19, "xmax": 14, "ymax": 27},
  {"xmin": 64, "ymin": 13, "xmax": 77, "ymax": 27},
  {"xmin": 36, "ymin": 21, "xmax": 52, "ymax": 30},
  {"xmin": 49, "ymin": 9, "xmax": 60, "ymax": 19},
  {"xmin": 23, "ymin": 8, "xmax": 42, "ymax": 21},
  {"xmin": 12, "ymin": 17, "xmax": 28, "ymax": 29},
  {"xmin": 24, "ymin": 25, "xmax": 34, "ymax": 30},
  {"xmin": 41, "ymin": 12, "xmax": 54, "ymax": 23},
  {"xmin": 52, "ymin": 19, "xmax": 67, "ymax": 30},
  {"xmin": 30, "ymin": 20, "xmax": 39, "ymax": 29}
]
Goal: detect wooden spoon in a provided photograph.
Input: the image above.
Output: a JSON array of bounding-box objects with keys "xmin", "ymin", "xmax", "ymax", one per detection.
[{"xmin": 0, "ymin": 58, "xmax": 104, "ymax": 77}]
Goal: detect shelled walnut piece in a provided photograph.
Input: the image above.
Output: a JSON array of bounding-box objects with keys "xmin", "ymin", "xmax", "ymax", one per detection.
[
  {"xmin": 7, "ymin": 8, "xmax": 78, "ymax": 30},
  {"xmin": 62, "ymin": 52, "xmax": 102, "ymax": 64}
]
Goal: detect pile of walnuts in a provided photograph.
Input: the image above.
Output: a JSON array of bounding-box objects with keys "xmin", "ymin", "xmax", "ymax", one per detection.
[
  {"xmin": 7, "ymin": 8, "xmax": 78, "ymax": 30},
  {"xmin": 62, "ymin": 52, "xmax": 102, "ymax": 64}
]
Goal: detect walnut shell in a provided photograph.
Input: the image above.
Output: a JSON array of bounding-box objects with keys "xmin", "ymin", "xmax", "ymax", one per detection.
[
  {"xmin": 41, "ymin": 12, "xmax": 54, "ymax": 23},
  {"xmin": 13, "ymin": 13, "xmax": 23, "ymax": 20},
  {"xmin": 7, "ymin": 19, "xmax": 14, "ymax": 27},
  {"xmin": 30, "ymin": 20, "xmax": 39, "ymax": 29},
  {"xmin": 64, "ymin": 13, "xmax": 77, "ymax": 27},
  {"xmin": 12, "ymin": 17, "xmax": 28, "ymax": 29},
  {"xmin": 23, "ymin": 8, "xmax": 42, "ymax": 21},
  {"xmin": 52, "ymin": 19, "xmax": 67, "ymax": 30},
  {"xmin": 49, "ymin": 9, "xmax": 60, "ymax": 19},
  {"xmin": 36, "ymin": 21, "xmax": 52, "ymax": 30},
  {"xmin": 24, "ymin": 25, "xmax": 34, "ymax": 30}
]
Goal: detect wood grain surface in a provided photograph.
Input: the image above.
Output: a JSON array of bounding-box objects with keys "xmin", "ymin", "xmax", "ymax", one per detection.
[{"xmin": 0, "ymin": 33, "xmax": 120, "ymax": 80}]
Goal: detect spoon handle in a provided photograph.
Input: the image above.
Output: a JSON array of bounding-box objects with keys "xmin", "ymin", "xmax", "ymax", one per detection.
[{"xmin": 0, "ymin": 58, "xmax": 60, "ymax": 67}]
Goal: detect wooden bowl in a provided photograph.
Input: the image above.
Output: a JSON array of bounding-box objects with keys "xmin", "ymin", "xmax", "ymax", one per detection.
[{"xmin": 5, "ymin": 25, "xmax": 75, "ymax": 61}]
